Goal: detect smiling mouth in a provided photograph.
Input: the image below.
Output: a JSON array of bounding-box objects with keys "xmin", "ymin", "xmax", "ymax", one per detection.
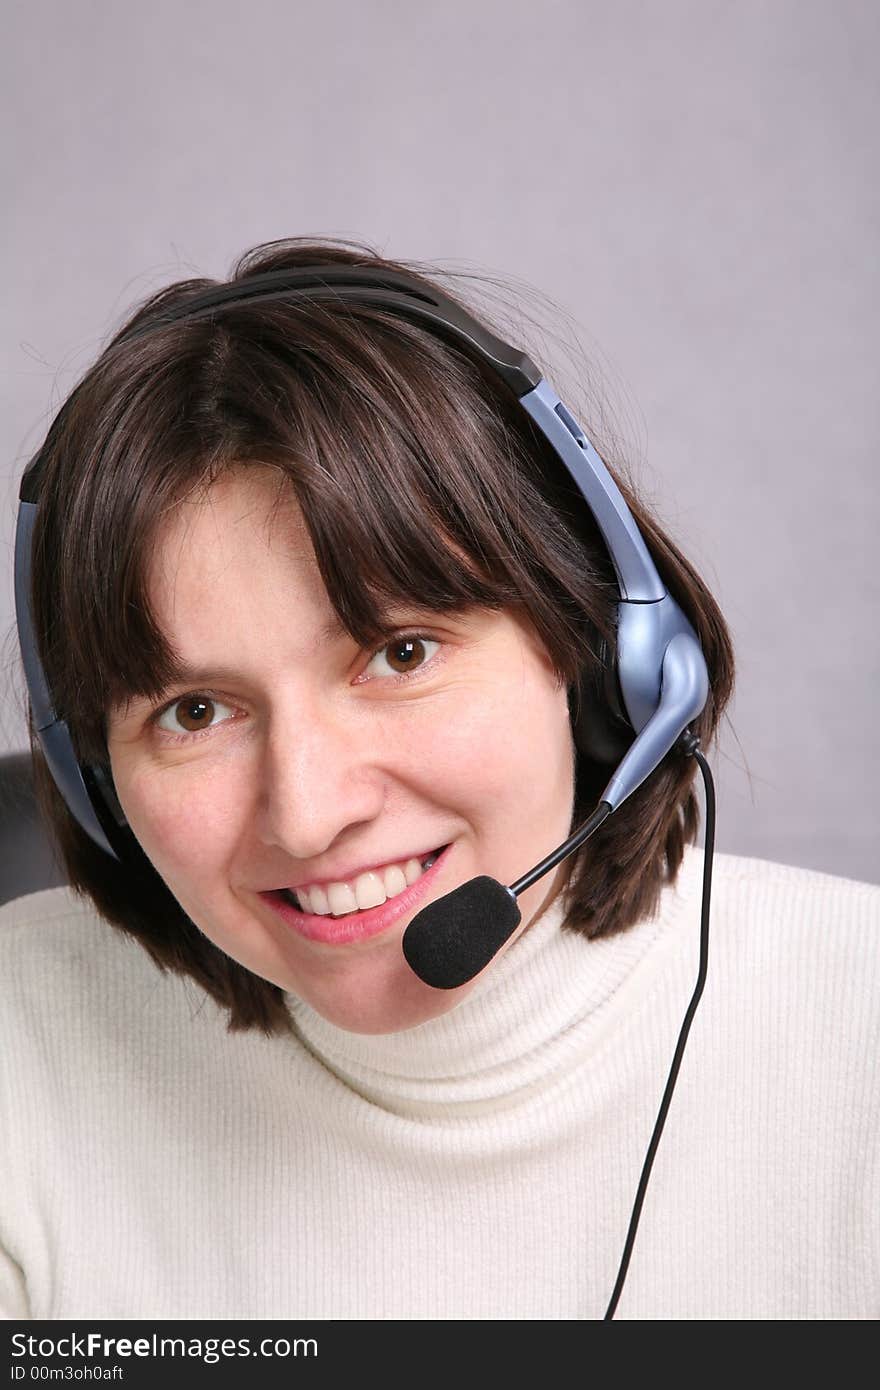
[
  {"xmin": 276, "ymin": 847, "xmax": 446, "ymax": 918},
  {"xmin": 262, "ymin": 844, "xmax": 452, "ymax": 946}
]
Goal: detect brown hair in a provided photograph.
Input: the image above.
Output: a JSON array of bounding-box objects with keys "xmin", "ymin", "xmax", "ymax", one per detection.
[{"xmin": 22, "ymin": 236, "xmax": 734, "ymax": 1036}]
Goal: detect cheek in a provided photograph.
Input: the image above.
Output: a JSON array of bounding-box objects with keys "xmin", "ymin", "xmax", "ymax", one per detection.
[
  {"xmin": 114, "ymin": 762, "xmax": 247, "ymax": 883},
  {"xmin": 500, "ymin": 676, "xmax": 574, "ymax": 794},
  {"xmin": 403, "ymin": 668, "xmax": 573, "ymax": 806}
]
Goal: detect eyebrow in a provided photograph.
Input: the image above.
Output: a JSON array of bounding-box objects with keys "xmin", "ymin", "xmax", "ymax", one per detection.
[
  {"xmin": 151, "ymin": 605, "xmax": 451, "ymax": 694},
  {"xmin": 110, "ymin": 603, "xmax": 463, "ymax": 724},
  {"xmin": 148, "ymin": 615, "xmax": 350, "ymax": 697}
]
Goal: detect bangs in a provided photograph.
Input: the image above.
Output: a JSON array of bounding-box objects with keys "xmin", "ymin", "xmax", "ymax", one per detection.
[{"xmin": 34, "ymin": 296, "xmax": 574, "ymax": 760}]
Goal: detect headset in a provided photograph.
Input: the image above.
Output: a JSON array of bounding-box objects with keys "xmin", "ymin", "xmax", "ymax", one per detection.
[
  {"xmin": 13, "ymin": 265, "xmax": 716, "ymax": 1317},
  {"xmin": 15, "ymin": 265, "xmax": 708, "ymax": 861}
]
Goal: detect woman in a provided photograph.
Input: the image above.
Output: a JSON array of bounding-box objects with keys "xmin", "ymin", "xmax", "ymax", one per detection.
[{"xmin": 1, "ymin": 239, "xmax": 877, "ymax": 1320}]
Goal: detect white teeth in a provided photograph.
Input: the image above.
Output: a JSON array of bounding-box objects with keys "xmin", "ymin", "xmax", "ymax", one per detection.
[
  {"xmin": 293, "ymin": 851, "xmax": 442, "ymax": 917},
  {"xmin": 403, "ymin": 858, "xmax": 423, "ymax": 886},
  {"xmin": 353, "ymin": 871, "xmax": 387, "ymax": 912},
  {"xmin": 305, "ymin": 883, "xmax": 329, "ymax": 914},
  {"xmin": 326, "ymin": 882, "xmax": 358, "ymax": 916},
  {"xmin": 383, "ymin": 864, "xmax": 408, "ymax": 898}
]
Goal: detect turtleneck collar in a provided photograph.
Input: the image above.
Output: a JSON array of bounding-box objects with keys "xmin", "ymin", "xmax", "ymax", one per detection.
[{"xmin": 287, "ymin": 846, "xmax": 704, "ymax": 1117}]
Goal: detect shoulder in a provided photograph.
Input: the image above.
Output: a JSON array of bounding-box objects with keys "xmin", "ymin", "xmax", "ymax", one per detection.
[
  {"xmin": 709, "ymin": 848, "xmax": 879, "ymax": 900},
  {"xmin": 0, "ymin": 885, "xmax": 115, "ymax": 972},
  {"xmin": 0, "ymin": 886, "xmax": 197, "ymax": 1047},
  {"xmin": 0, "ymin": 884, "xmax": 103, "ymax": 932},
  {"xmin": 0, "ymin": 889, "xmax": 270, "ymax": 1131},
  {"xmin": 680, "ymin": 849, "xmax": 880, "ymax": 1062},
  {"xmin": 666, "ymin": 847, "xmax": 880, "ymax": 1033},
  {"xmin": 706, "ymin": 849, "xmax": 880, "ymax": 948},
  {"xmin": 0, "ymin": 885, "xmax": 138, "ymax": 979}
]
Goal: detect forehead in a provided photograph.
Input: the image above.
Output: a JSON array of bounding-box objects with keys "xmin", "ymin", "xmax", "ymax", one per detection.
[
  {"xmin": 154, "ymin": 464, "xmax": 305, "ymax": 560},
  {"xmin": 148, "ymin": 467, "xmax": 327, "ymax": 627}
]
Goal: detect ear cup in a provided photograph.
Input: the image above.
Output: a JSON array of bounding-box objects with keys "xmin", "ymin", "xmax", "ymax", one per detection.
[
  {"xmin": 79, "ymin": 760, "xmax": 153, "ymax": 870},
  {"xmin": 82, "ymin": 761, "xmax": 129, "ymax": 831},
  {"xmin": 571, "ymin": 633, "xmax": 635, "ymax": 765}
]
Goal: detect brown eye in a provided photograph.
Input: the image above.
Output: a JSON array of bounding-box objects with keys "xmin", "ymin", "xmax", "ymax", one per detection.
[
  {"xmin": 385, "ymin": 637, "xmax": 427, "ymax": 673},
  {"xmin": 154, "ymin": 694, "xmax": 236, "ymax": 738},
  {"xmin": 175, "ymin": 697, "xmax": 215, "ymax": 732},
  {"xmin": 362, "ymin": 634, "xmax": 440, "ymax": 680}
]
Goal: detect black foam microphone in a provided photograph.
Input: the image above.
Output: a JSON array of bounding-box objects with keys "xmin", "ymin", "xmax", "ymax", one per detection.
[
  {"xmin": 401, "ymin": 877, "xmax": 522, "ymax": 989},
  {"xmin": 402, "ymin": 802, "xmax": 612, "ymax": 988}
]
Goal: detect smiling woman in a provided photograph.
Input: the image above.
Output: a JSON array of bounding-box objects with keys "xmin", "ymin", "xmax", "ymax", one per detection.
[
  {"xmin": 104, "ymin": 466, "xmax": 577, "ymax": 1032},
  {"xmin": 20, "ymin": 237, "xmax": 732, "ymax": 1041},
  {"xmin": 3, "ymin": 238, "xmax": 877, "ymax": 1323}
]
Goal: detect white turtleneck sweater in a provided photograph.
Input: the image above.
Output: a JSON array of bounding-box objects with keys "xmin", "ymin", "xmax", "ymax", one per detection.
[{"xmin": 0, "ymin": 845, "xmax": 877, "ymax": 1321}]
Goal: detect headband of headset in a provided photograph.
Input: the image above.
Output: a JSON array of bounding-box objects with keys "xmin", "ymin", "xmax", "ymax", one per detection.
[{"xmin": 14, "ymin": 265, "xmax": 708, "ymax": 860}]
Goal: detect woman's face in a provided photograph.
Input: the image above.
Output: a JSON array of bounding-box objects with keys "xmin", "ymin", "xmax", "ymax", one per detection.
[{"xmin": 107, "ymin": 466, "xmax": 577, "ymax": 1033}]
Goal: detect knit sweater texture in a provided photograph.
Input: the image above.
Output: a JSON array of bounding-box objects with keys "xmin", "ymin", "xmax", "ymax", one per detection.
[{"xmin": 0, "ymin": 845, "xmax": 877, "ymax": 1321}]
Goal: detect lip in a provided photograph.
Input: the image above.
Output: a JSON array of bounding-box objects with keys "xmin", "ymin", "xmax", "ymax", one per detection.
[
  {"xmin": 269, "ymin": 846, "xmax": 443, "ymax": 896},
  {"xmin": 258, "ymin": 844, "xmax": 452, "ymax": 945}
]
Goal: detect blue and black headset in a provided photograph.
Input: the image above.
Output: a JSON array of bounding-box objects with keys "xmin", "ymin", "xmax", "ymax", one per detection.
[{"xmin": 14, "ymin": 265, "xmax": 710, "ymax": 862}]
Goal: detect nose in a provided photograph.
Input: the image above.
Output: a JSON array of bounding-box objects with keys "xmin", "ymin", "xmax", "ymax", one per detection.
[{"xmin": 255, "ymin": 691, "xmax": 386, "ymax": 861}]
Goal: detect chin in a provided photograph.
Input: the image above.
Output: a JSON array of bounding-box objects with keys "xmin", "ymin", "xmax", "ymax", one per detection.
[{"xmin": 306, "ymin": 972, "xmax": 470, "ymax": 1035}]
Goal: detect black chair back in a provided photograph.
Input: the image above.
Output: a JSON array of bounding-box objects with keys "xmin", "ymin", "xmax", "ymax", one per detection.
[{"xmin": 0, "ymin": 753, "xmax": 68, "ymax": 905}]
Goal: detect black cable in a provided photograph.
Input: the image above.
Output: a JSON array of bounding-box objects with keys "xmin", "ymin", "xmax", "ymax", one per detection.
[{"xmin": 603, "ymin": 744, "xmax": 716, "ymax": 1319}]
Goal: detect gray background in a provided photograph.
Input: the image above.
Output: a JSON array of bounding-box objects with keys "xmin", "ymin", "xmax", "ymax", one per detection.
[{"xmin": 1, "ymin": 0, "xmax": 877, "ymax": 885}]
